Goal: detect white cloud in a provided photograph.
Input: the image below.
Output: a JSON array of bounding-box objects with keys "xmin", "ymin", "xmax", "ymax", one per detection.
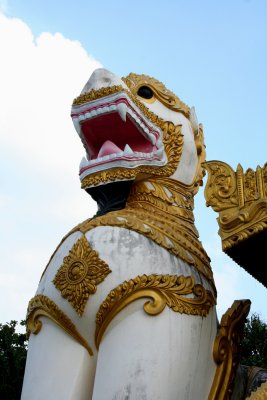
[
  {"xmin": 0, "ymin": 14, "xmax": 101, "ymax": 175},
  {"xmin": 0, "ymin": 14, "xmax": 100, "ymax": 324}
]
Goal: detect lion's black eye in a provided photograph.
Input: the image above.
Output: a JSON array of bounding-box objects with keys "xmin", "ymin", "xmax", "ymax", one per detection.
[{"xmin": 137, "ymin": 86, "xmax": 154, "ymax": 99}]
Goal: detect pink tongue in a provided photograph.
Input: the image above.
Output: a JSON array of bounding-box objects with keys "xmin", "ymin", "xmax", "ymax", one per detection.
[{"xmin": 97, "ymin": 140, "xmax": 122, "ymax": 158}]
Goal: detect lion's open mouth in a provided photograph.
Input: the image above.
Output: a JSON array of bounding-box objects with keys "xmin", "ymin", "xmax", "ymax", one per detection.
[{"xmin": 71, "ymin": 92, "xmax": 166, "ymax": 178}]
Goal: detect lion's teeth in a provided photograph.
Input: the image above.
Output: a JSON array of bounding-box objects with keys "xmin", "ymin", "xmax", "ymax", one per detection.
[
  {"xmin": 127, "ymin": 108, "xmax": 134, "ymax": 118},
  {"xmin": 79, "ymin": 157, "xmax": 88, "ymax": 169},
  {"xmin": 149, "ymin": 134, "xmax": 156, "ymax": 145},
  {"xmin": 156, "ymin": 139, "xmax": 163, "ymax": 149},
  {"xmin": 124, "ymin": 144, "xmax": 134, "ymax": 155},
  {"xmin": 96, "ymin": 107, "xmax": 104, "ymax": 115},
  {"xmin": 73, "ymin": 118, "xmax": 81, "ymax": 135},
  {"xmin": 135, "ymin": 116, "xmax": 141, "ymax": 125},
  {"xmin": 117, "ymin": 103, "xmax": 127, "ymax": 122},
  {"xmin": 140, "ymin": 122, "xmax": 145, "ymax": 130},
  {"xmin": 85, "ymin": 111, "xmax": 92, "ymax": 119}
]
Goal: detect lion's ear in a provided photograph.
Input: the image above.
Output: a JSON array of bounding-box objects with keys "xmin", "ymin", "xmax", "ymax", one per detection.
[{"xmin": 189, "ymin": 106, "xmax": 199, "ymax": 136}]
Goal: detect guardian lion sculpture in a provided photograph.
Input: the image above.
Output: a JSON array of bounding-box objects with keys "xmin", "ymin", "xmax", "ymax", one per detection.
[{"xmin": 21, "ymin": 69, "xmax": 250, "ymax": 399}]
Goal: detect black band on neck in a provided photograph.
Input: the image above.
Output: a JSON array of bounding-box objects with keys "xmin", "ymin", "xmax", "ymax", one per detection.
[{"xmin": 86, "ymin": 180, "xmax": 133, "ymax": 216}]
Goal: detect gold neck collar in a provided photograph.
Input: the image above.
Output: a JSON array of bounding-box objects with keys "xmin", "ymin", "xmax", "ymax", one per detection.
[
  {"xmin": 65, "ymin": 177, "xmax": 214, "ymax": 289},
  {"xmin": 126, "ymin": 177, "xmax": 198, "ymax": 238}
]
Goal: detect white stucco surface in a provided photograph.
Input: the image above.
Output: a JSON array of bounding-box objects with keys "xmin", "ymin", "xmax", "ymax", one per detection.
[{"xmin": 22, "ymin": 226, "xmax": 217, "ymax": 399}]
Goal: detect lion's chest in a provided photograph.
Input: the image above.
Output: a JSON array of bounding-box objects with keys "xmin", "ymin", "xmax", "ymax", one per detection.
[{"xmin": 38, "ymin": 225, "xmax": 210, "ymax": 348}]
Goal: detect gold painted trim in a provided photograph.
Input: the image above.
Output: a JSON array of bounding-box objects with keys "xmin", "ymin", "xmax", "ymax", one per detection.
[
  {"xmin": 72, "ymin": 85, "xmax": 124, "ymax": 106},
  {"xmin": 77, "ymin": 206, "xmax": 214, "ymax": 287},
  {"xmin": 73, "ymin": 74, "xmax": 190, "ymax": 118},
  {"xmin": 53, "ymin": 235, "xmax": 111, "ymax": 316},
  {"xmin": 246, "ymin": 381, "xmax": 267, "ymax": 399},
  {"xmin": 122, "ymin": 73, "xmax": 190, "ymax": 117},
  {"xmin": 73, "ymin": 74, "xmax": 204, "ymax": 193},
  {"xmin": 26, "ymin": 295, "xmax": 93, "ymax": 356},
  {"xmin": 208, "ymin": 299, "xmax": 251, "ymax": 400},
  {"xmin": 41, "ymin": 177, "xmax": 214, "ymax": 289},
  {"xmin": 95, "ymin": 274, "xmax": 215, "ymax": 349},
  {"xmin": 193, "ymin": 123, "xmax": 206, "ymax": 192},
  {"xmin": 203, "ymin": 160, "xmax": 238, "ymax": 212}
]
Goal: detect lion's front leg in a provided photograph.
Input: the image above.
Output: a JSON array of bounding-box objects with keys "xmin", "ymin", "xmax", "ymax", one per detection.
[
  {"xmin": 84, "ymin": 227, "xmax": 218, "ymax": 400},
  {"xmin": 21, "ymin": 318, "xmax": 96, "ymax": 400},
  {"xmin": 92, "ymin": 303, "xmax": 217, "ymax": 400}
]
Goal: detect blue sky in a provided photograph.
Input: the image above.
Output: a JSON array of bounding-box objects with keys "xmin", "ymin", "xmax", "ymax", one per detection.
[{"xmin": 1, "ymin": 0, "xmax": 266, "ymax": 325}]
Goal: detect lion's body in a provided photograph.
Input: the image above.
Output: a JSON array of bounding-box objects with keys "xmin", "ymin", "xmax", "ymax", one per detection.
[{"xmin": 22, "ymin": 69, "xmax": 220, "ymax": 399}]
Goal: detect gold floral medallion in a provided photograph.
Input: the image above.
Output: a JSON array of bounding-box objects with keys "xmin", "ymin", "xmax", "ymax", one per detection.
[{"xmin": 53, "ymin": 235, "xmax": 111, "ymax": 316}]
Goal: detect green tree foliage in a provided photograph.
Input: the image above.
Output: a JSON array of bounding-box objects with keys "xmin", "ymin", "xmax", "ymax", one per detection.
[
  {"xmin": 240, "ymin": 313, "xmax": 267, "ymax": 368},
  {"xmin": 0, "ymin": 320, "xmax": 28, "ymax": 400}
]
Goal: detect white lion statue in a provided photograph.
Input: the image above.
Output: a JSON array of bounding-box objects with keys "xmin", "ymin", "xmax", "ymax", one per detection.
[{"xmin": 21, "ymin": 69, "xmax": 250, "ymax": 400}]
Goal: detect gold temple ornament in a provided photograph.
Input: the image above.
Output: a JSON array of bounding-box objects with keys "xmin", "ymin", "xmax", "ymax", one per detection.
[
  {"xmin": 77, "ymin": 177, "xmax": 214, "ymax": 289},
  {"xmin": 95, "ymin": 274, "xmax": 216, "ymax": 349},
  {"xmin": 53, "ymin": 235, "xmax": 111, "ymax": 316},
  {"xmin": 208, "ymin": 299, "xmax": 251, "ymax": 400},
  {"xmin": 122, "ymin": 73, "xmax": 190, "ymax": 117},
  {"xmin": 26, "ymin": 295, "xmax": 93, "ymax": 355},
  {"xmin": 203, "ymin": 160, "xmax": 267, "ymax": 287}
]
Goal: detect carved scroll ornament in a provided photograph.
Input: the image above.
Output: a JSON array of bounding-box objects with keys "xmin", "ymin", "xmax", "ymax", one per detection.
[
  {"xmin": 203, "ymin": 161, "xmax": 267, "ymax": 249},
  {"xmin": 203, "ymin": 161, "xmax": 267, "ymax": 286},
  {"xmin": 95, "ymin": 274, "xmax": 216, "ymax": 349},
  {"xmin": 208, "ymin": 299, "xmax": 251, "ymax": 400},
  {"xmin": 26, "ymin": 295, "xmax": 93, "ymax": 355}
]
